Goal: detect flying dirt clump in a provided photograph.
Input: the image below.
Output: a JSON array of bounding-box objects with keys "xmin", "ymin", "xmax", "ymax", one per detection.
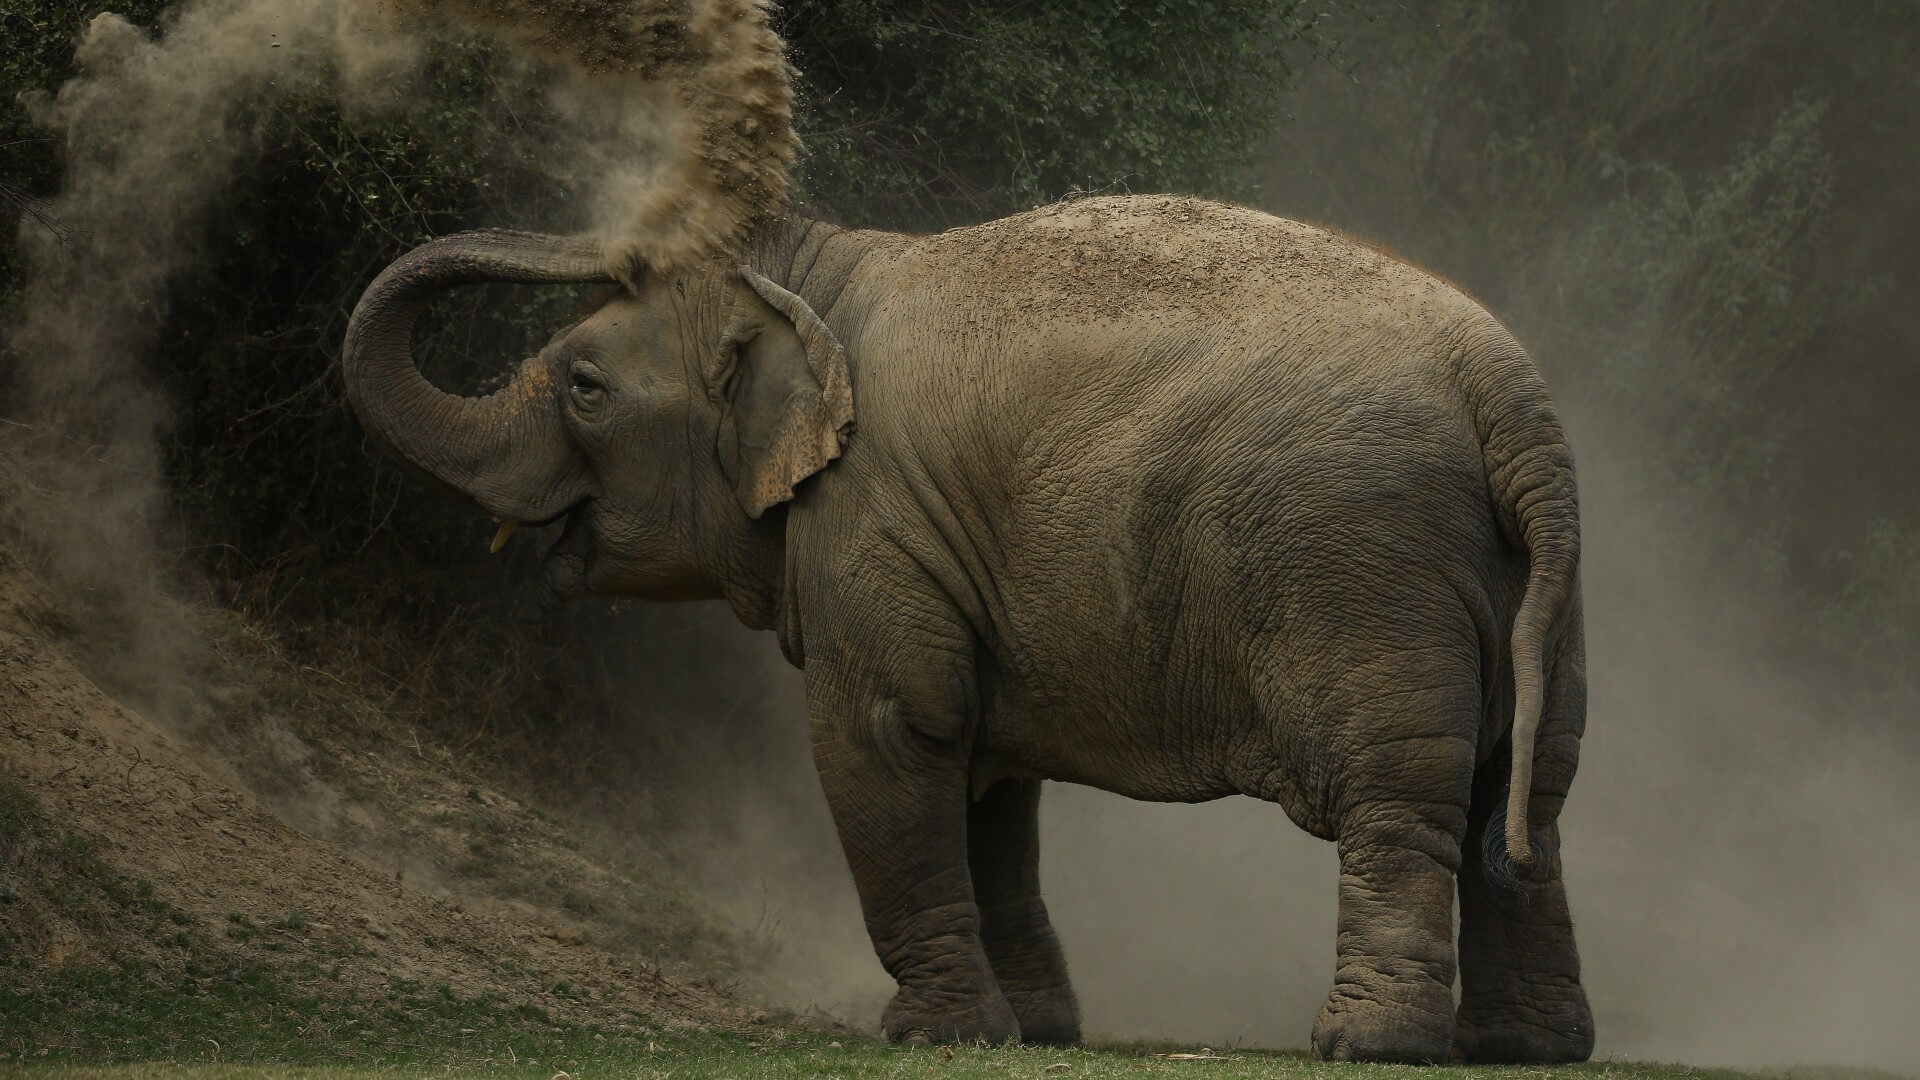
[{"xmin": 381, "ymin": 0, "xmax": 798, "ymax": 281}]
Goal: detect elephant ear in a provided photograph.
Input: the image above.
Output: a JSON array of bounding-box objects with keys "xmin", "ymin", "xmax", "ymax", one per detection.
[{"xmin": 709, "ymin": 267, "xmax": 855, "ymax": 518}]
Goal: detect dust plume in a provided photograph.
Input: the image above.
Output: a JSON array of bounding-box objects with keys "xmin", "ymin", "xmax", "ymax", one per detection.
[
  {"xmin": 0, "ymin": 0, "xmax": 794, "ymax": 706},
  {"xmin": 2, "ymin": 0, "xmax": 364, "ymax": 703},
  {"xmin": 381, "ymin": 0, "xmax": 795, "ymax": 279}
]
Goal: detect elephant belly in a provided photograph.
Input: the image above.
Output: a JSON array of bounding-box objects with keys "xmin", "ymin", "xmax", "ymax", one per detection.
[{"xmin": 974, "ymin": 666, "xmax": 1256, "ymax": 805}]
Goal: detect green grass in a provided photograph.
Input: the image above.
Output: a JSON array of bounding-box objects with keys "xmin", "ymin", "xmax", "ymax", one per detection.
[
  {"xmin": 0, "ymin": 956, "xmax": 1820, "ymax": 1080},
  {"xmin": 0, "ymin": 960, "xmax": 1846, "ymax": 1080},
  {"xmin": 0, "ymin": 1039, "xmax": 1806, "ymax": 1080}
]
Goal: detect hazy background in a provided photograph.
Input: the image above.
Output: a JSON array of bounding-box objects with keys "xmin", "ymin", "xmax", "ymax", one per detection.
[{"xmin": 3, "ymin": 0, "xmax": 1916, "ymax": 1072}]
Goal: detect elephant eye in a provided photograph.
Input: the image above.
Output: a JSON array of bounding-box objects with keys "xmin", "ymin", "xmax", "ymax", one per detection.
[{"xmin": 568, "ymin": 360, "xmax": 609, "ymax": 407}]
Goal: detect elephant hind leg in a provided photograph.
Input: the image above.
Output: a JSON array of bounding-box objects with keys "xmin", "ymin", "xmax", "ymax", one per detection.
[
  {"xmin": 1310, "ymin": 675, "xmax": 1483, "ymax": 1064},
  {"xmin": 969, "ymin": 778, "xmax": 1082, "ymax": 1045},
  {"xmin": 1454, "ymin": 611, "xmax": 1594, "ymax": 1063}
]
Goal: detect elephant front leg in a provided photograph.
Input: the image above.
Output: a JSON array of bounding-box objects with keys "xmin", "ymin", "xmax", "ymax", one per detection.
[
  {"xmin": 969, "ymin": 778, "xmax": 1081, "ymax": 1045},
  {"xmin": 808, "ymin": 655, "xmax": 1018, "ymax": 1045}
]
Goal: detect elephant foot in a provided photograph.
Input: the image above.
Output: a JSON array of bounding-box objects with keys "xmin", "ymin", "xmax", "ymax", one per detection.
[
  {"xmin": 1455, "ymin": 988, "xmax": 1594, "ymax": 1063},
  {"xmin": 1311, "ymin": 990, "xmax": 1453, "ymax": 1064},
  {"xmin": 882, "ymin": 983, "xmax": 1019, "ymax": 1046},
  {"xmin": 1001, "ymin": 983, "xmax": 1081, "ymax": 1046}
]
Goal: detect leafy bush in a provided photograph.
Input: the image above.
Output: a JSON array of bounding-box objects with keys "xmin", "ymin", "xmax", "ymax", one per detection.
[{"xmin": 780, "ymin": 0, "xmax": 1334, "ymax": 227}]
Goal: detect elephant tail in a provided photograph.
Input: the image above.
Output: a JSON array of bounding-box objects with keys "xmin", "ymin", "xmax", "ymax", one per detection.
[{"xmin": 1459, "ymin": 332, "xmax": 1580, "ymax": 877}]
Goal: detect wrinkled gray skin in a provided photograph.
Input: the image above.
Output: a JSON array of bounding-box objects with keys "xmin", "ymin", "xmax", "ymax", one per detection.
[{"xmin": 343, "ymin": 196, "xmax": 1593, "ymax": 1064}]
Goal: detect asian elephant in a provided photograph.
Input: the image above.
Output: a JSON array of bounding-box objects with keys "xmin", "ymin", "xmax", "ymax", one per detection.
[{"xmin": 342, "ymin": 195, "xmax": 1593, "ymax": 1064}]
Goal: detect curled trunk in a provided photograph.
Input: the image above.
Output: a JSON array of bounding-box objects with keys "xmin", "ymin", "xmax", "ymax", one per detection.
[{"xmin": 341, "ymin": 230, "xmax": 614, "ymax": 524}]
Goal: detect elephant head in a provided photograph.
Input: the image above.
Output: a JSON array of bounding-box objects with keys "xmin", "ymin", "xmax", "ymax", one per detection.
[{"xmin": 341, "ymin": 229, "xmax": 853, "ymax": 625}]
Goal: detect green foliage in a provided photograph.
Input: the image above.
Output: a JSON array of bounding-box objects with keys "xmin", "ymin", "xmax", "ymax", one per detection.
[
  {"xmin": 779, "ymin": 0, "xmax": 1335, "ymax": 227},
  {"xmin": 1534, "ymin": 96, "xmax": 1836, "ymax": 507}
]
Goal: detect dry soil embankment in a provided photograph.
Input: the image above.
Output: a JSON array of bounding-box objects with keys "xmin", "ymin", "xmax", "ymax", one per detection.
[{"xmin": 0, "ymin": 544, "xmax": 766, "ymax": 1032}]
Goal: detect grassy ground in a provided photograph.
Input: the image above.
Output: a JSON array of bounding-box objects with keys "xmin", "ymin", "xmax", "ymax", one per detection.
[
  {"xmin": 0, "ymin": 1041, "xmax": 1806, "ymax": 1080},
  {"xmin": 0, "ymin": 962, "xmax": 1859, "ymax": 1080},
  {"xmin": 0, "ymin": 952, "xmax": 1832, "ymax": 1080}
]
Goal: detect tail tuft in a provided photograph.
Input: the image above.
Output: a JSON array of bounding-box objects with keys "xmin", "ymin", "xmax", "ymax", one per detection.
[{"xmin": 1481, "ymin": 805, "xmax": 1552, "ymax": 900}]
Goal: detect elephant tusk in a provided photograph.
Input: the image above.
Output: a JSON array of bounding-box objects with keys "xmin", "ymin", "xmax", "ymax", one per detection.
[{"xmin": 489, "ymin": 519, "xmax": 520, "ymax": 555}]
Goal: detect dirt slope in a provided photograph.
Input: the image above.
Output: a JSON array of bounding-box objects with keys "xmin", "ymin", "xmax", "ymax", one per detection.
[{"xmin": 0, "ymin": 545, "xmax": 756, "ymax": 1029}]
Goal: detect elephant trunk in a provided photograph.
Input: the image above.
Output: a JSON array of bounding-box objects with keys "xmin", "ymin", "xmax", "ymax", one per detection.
[{"xmin": 341, "ymin": 230, "xmax": 616, "ymax": 525}]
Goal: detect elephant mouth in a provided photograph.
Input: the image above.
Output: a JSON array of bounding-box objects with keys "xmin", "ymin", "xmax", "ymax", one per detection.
[{"xmin": 536, "ymin": 501, "xmax": 599, "ymax": 605}]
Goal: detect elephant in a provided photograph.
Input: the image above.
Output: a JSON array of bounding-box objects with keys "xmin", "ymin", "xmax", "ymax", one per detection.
[{"xmin": 342, "ymin": 194, "xmax": 1594, "ymax": 1064}]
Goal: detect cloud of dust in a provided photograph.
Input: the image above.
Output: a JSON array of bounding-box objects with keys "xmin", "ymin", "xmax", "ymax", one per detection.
[
  {"xmin": 0, "ymin": 0, "xmax": 793, "ymax": 710},
  {"xmin": 381, "ymin": 0, "xmax": 795, "ymax": 279},
  {"xmin": 557, "ymin": 600, "xmax": 892, "ymax": 1023},
  {"xmin": 2, "ymin": 0, "xmax": 378, "ymax": 706}
]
